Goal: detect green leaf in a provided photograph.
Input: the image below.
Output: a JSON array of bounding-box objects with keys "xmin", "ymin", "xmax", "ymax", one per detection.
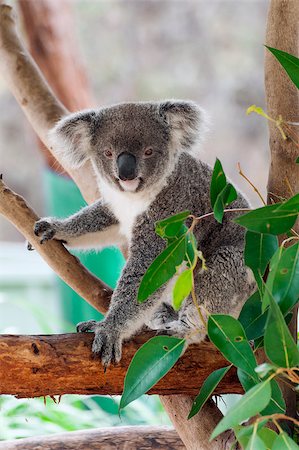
[
  {"xmin": 210, "ymin": 158, "xmax": 227, "ymax": 208},
  {"xmin": 245, "ymin": 432, "xmax": 267, "ymax": 450},
  {"xmin": 272, "ymin": 432, "xmax": 299, "ymax": 450},
  {"xmin": 263, "ymin": 242, "xmax": 299, "ymax": 315},
  {"xmin": 244, "ymin": 231, "xmax": 278, "ymax": 292},
  {"xmin": 296, "ymin": 156, "xmax": 299, "ymax": 164},
  {"xmin": 234, "ymin": 203, "xmax": 298, "ymax": 235},
  {"xmin": 234, "ymin": 421, "xmax": 268, "ymax": 448},
  {"xmin": 155, "ymin": 211, "xmax": 191, "ymax": 239},
  {"xmin": 264, "ymin": 292, "xmax": 299, "ymax": 368},
  {"xmin": 210, "ymin": 380, "xmax": 272, "ymax": 440},
  {"xmin": 238, "ymin": 291, "xmax": 267, "ymax": 340},
  {"xmin": 138, "ymin": 235, "xmax": 186, "ymax": 302},
  {"xmin": 276, "ymin": 193, "xmax": 299, "ymax": 213},
  {"xmin": 237, "ymin": 369, "xmax": 285, "ymax": 415},
  {"xmin": 188, "ymin": 366, "xmax": 231, "ymax": 419},
  {"xmin": 258, "ymin": 428, "xmax": 278, "ymax": 449},
  {"xmin": 208, "ymin": 315, "xmax": 258, "ymax": 380},
  {"xmin": 266, "ymin": 46, "xmax": 299, "ymax": 90},
  {"xmin": 173, "ymin": 269, "xmax": 193, "ymax": 311},
  {"xmin": 120, "ymin": 336, "xmax": 185, "ymax": 410},
  {"xmin": 213, "ymin": 183, "xmax": 238, "ymax": 223}
]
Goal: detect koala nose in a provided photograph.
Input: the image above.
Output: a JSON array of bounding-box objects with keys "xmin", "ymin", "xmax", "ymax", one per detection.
[{"xmin": 117, "ymin": 152, "xmax": 137, "ymax": 181}]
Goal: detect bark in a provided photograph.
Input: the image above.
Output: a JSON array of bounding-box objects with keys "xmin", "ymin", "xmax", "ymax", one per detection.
[
  {"xmin": 0, "ymin": 177, "xmax": 111, "ymax": 314},
  {"xmin": 0, "ymin": 2, "xmax": 98, "ymax": 203},
  {"xmin": 0, "ymin": 334, "xmax": 241, "ymax": 398},
  {"xmin": 265, "ymin": 0, "xmax": 299, "ymax": 421},
  {"xmin": 0, "ymin": 426, "xmax": 185, "ymax": 450}
]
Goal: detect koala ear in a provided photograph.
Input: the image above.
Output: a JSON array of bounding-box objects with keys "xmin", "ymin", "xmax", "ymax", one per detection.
[
  {"xmin": 159, "ymin": 100, "xmax": 208, "ymax": 158},
  {"xmin": 48, "ymin": 110, "xmax": 96, "ymax": 168}
]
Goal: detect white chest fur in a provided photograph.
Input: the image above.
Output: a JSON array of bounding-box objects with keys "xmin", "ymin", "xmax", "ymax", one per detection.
[{"xmin": 99, "ymin": 179, "xmax": 153, "ymax": 240}]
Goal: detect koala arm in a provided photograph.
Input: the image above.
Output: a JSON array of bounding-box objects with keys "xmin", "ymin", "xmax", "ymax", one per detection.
[
  {"xmin": 34, "ymin": 200, "xmax": 124, "ymax": 249},
  {"xmin": 77, "ymin": 216, "xmax": 167, "ymax": 365}
]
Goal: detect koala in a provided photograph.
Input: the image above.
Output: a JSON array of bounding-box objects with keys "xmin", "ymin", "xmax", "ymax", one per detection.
[{"xmin": 34, "ymin": 100, "xmax": 255, "ymax": 367}]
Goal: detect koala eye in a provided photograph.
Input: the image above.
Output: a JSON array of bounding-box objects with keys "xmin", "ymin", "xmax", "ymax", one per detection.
[
  {"xmin": 104, "ymin": 149, "xmax": 113, "ymax": 158},
  {"xmin": 144, "ymin": 147, "xmax": 154, "ymax": 157}
]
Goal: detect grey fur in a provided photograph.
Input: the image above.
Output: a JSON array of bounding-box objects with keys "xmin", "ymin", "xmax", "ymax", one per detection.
[{"xmin": 35, "ymin": 100, "xmax": 255, "ymax": 366}]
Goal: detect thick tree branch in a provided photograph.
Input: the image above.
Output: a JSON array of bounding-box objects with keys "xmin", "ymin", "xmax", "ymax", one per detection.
[
  {"xmin": 0, "ymin": 426, "xmax": 185, "ymax": 450},
  {"xmin": 0, "ymin": 2, "xmax": 98, "ymax": 203},
  {"xmin": 0, "ymin": 177, "xmax": 111, "ymax": 314},
  {"xmin": 0, "ymin": 333, "xmax": 241, "ymax": 398}
]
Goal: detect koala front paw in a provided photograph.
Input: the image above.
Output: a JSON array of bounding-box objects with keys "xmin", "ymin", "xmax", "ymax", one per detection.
[
  {"xmin": 34, "ymin": 219, "xmax": 57, "ymax": 244},
  {"xmin": 76, "ymin": 320, "xmax": 122, "ymax": 367}
]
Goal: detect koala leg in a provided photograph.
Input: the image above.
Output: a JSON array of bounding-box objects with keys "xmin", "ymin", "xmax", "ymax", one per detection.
[
  {"xmin": 146, "ymin": 302, "xmax": 179, "ymax": 330},
  {"xmin": 159, "ymin": 246, "xmax": 255, "ymax": 344}
]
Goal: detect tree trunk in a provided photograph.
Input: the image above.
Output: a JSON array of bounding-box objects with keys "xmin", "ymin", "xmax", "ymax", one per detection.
[{"xmin": 265, "ymin": 0, "xmax": 299, "ymax": 422}]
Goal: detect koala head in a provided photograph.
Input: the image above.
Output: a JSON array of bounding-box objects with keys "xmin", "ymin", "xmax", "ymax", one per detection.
[{"xmin": 49, "ymin": 100, "xmax": 206, "ymax": 193}]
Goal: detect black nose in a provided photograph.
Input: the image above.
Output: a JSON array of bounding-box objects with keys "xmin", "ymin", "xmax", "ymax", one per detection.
[{"xmin": 117, "ymin": 152, "xmax": 137, "ymax": 181}]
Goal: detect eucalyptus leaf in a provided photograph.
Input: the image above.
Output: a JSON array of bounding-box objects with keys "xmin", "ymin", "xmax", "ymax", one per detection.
[
  {"xmin": 234, "ymin": 421, "xmax": 268, "ymax": 449},
  {"xmin": 238, "ymin": 291, "xmax": 267, "ymax": 340},
  {"xmin": 120, "ymin": 336, "xmax": 185, "ymax": 410},
  {"xmin": 245, "ymin": 432, "xmax": 267, "ymax": 450},
  {"xmin": 244, "ymin": 231, "xmax": 278, "ymax": 292},
  {"xmin": 234, "ymin": 203, "xmax": 297, "ymax": 235},
  {"xmin": 173, "ymin": 269, "xmax": 193, "ymax": 311},
  {"xmin": 138, "ymin": 235, "xmax": 186, "ymax": 302},
  {"xmin": 272, "ymin": 432, "xmax": 299, "ymax": 450},
  {"xmin": 188, "ymin": 366, "xmax": 231, "ymax": 419},
  {"xmin": 210, "ymin": 158, "xmax": 227, "ymax": 208},
  {"xmin": 208, "ymin": 315, "xmax": 258, "ymax": 380},
  {"xmin": 266, "ymin": 46, "xmax": 299, "ymax": 89},
  {"xmin": 263, "ymin": 242, "xmax": 299, "ymax": 315},
  {"xmin": 155, "ymin": 211, "xmax": 191, "ymax": 239},
  {"xmin": 213, "ymin": 183, "xmax": 237, "ymax": 223},
  {"xmin": 237, "ymin": 369, "xmax": 285, "ymax": 415},
  {"xmin": 264, "ymin": 292, "xmax": 299, "ymax": 368},
  {"xmin": 210, "ymin": 380, "xmax": 272, "ymax": 440},
  {"xmin": 257, "ymin": 428, "xmax": 278, "ymax": 449}
]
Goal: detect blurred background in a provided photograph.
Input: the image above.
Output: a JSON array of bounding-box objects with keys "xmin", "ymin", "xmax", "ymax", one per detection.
[{"xmin": 0, "ymin": 0, "xmax": 269, "ymax": 440}]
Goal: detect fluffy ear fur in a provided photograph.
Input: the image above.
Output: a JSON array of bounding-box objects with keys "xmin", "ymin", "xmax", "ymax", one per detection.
[
  {"xmin": 159, "ymin": 100, "xmax": 208, "ymax": 159},
  {"xmin": 48, "ymin": 110, "xmax": 97, "ymax": 168}
]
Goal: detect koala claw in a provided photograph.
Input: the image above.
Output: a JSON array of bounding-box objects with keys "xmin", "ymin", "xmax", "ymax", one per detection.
[
  {"xmin": 76, "ymin": 320, "xmax": 98, "ymax": 333},
  {"xmin": 76, "ymin": 320, "xmax": 122, "ymax": 367},
  {"xmin": 34, "ymin": 219, "xmax": 56, "ymax": 244}
]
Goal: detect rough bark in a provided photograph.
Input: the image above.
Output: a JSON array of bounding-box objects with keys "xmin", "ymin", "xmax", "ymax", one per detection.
[
  {"xmin": 0, "ymin": 2, "xmax": 98, "ymax": 203},
  {"xmin": 0, "ymin": 426, "xmax": 185, "ymax": 450},
  {"xmin": 0, "ymin": 334, "xmax": 241, "ymax": 399},
  {"xmin": 265, "ymin": 0, "xmax": 299, "ymax": 421},
  {"xmin": 0, "ymin": 177, "xmax": 111, "ymax": 314}
]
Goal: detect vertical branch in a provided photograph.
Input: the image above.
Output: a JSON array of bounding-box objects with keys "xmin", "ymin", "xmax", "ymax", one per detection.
[{"xmin": 265, "ymin": 0, "xmax": 299, "ymax": 420}]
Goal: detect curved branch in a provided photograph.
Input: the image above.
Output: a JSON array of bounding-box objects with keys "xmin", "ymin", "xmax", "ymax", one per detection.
[{"xmin": 0, "ymin": 177, "xmax": 111, "ymax": 313}]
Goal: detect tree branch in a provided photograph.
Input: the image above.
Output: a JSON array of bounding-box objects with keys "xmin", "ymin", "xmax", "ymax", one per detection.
[
  {"xmin": 0, "ymin": 426, "xmax": 185, "ymax": 450},
  {"xmin": 0, "ymin": 333, "xmax": 241, "ymax": 398},
  {"xmin": 0, "ymin": 177, "xmax": 111, "ymax": 314}
]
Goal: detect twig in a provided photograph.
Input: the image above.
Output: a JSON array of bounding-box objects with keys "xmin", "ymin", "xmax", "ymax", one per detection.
[{"xmin": 237, "ymin": 163, "xmax": 266, "ymax": 206}]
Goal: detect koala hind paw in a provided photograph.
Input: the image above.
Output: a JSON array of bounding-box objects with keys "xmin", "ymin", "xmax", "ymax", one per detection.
[
  {"xmin": 34, "ymin": 219, "xmax": 57, "ymax": 244},
  {"xmin": 76, "ymin": 320, "xmax": 122, "ymax": 367}
]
